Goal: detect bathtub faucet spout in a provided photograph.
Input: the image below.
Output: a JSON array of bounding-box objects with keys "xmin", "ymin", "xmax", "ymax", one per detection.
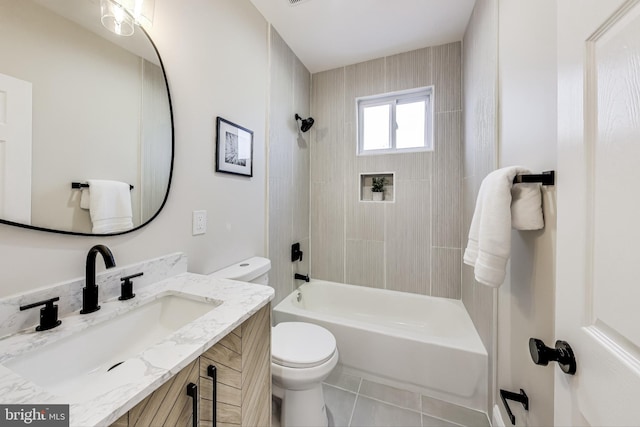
[{"xmin": 294, "ymin": 273, "xmax": 310, "ymax": 282}]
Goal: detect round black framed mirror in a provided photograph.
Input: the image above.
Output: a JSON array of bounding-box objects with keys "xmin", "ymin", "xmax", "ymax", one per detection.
[{"xmin": 0, "ymin": 0, "xmax": 173, "ymax": 235}]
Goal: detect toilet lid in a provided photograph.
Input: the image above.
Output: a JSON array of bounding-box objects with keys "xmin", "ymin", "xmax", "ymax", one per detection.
[{"xmin": 272, "ymin": 322, "xmax": 336, "ymax": 368}]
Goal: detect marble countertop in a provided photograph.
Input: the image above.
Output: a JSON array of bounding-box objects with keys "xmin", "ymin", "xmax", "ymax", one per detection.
[{"xmin": 0, "ymin": 272, "xmax": 274, "ymax": 427}]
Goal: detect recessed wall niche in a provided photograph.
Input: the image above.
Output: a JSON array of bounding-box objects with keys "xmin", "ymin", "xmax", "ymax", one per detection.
[{"xmin": 360, "ymin": 173, "xmax": 395, "ymax": 202}]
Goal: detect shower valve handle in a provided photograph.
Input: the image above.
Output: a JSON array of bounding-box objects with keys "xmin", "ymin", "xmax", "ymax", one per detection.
[{"xmin": 291, "ymin": 243, "xmax": 303, "ymax": 262}]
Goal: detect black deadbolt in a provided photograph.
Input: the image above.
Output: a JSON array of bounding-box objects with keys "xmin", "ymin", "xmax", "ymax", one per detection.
[{"xmin": 529, "ymin": 338, "xmax": 577, "ymax": 375}]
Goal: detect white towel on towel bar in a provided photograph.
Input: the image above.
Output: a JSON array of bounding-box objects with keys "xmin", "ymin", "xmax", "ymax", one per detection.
[
  {"xmin": 80, "ymin": 188, "xmax": 90, "ymax": 210},
  {"xmin": 87, "ymin": 179, "xmax": 133, "ymax": 234},
  {"xmin": 463, "ymin": 166, "xmax": 544, "ymax": 287},
  {"xmin": 511, "ymin": 183, "xmax": 544, "ymax": 230}
]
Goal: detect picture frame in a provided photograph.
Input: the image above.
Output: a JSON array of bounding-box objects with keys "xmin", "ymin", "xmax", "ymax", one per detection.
[{"xmin": 215, "ymin": 117, "xmax": 254, "ymax": 177}]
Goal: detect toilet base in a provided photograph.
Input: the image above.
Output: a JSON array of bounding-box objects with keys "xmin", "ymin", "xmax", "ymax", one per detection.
[
  {"xmin": 271, "ymin": 324, "xmax": 339, "ymax": 427},
  {"xmin": 277, "ymin": 382, "xmax": 328, "ymax": 427}
]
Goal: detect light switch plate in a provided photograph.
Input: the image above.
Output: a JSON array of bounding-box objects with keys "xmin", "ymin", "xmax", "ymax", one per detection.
[{"xmin": 192, "ymin": 210, "xmax": 207, "ymax": 235}]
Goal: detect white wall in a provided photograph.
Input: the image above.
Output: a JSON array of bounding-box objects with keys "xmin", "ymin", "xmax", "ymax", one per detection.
[
  {"xmin": 0, "ymin": 0, "xmax": 268, "ymax": 298},
  {"xmin": 497, "ymin": 1, "xmax": 557, "ymax": 425}
]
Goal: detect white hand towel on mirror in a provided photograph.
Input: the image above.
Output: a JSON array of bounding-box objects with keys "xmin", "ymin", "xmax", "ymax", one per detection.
[
  {"xmin": 463, "ymin": 166, "xmax": 543, "ymax": 287},
  {"xmin": 87, "ymin": 179, "xmax": 133, "ymax": 234}
]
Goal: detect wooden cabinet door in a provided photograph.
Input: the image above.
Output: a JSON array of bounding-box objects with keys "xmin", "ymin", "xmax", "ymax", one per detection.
[
  {"xmin": 111, "ymin": 359, "xmax": 200, "ymax": 427},
  {"xmin": 110, "ymin": 304, "xmax": 271, "ymax": 427},
  {"xmin": 199, "ymin": 304, "xmax": 271, "ymax": 427},
  {"xmin": 239, "ymin": 304, "xmax": 271, "ymax": 427},
  {"xmin": 200, "ymin": 327, "xmax": 243, "ymax": 426}
]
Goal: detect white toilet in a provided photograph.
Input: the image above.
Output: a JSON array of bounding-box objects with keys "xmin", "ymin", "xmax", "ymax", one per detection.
[{"xmin": 211, "ymin": 257, "xmax": 339, "ymax": 427}]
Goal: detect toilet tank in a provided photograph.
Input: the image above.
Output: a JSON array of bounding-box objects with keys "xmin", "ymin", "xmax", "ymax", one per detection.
[{"xmin": 210, "ymin": 257, "xmax": 271, "ymax": 285}]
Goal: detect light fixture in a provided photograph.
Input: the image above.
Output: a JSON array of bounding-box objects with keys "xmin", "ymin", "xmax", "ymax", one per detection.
[
  {"xmin": 100, "ymin": 0, "xmax": 155, "ymax": 36},
  {"xmin": 100, "ymin": 0, "xmax": 134, "ymax": 36},
  {"xmin": 295, "ymin": 114, "xmax": 315, "ymax": 132}
]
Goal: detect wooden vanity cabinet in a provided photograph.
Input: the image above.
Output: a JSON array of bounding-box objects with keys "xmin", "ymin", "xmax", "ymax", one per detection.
[
  {"xmin": 111, "ymin": 304, "xmax": 271, "ymax": 427},
  {"xmin": 200, "ymin": 303, "xmax": 271, "ymax": 427}
]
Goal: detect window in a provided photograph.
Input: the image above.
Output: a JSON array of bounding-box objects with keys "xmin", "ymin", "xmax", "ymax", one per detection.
[{"xmin": 357, "ymin": 87, "xmax": 433, "ymax": 155}]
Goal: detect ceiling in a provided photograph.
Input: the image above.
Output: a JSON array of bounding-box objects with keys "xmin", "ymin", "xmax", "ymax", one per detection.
[{"xmin": 249, "ymin": 0, "xmax": 476, "ymax": 73}]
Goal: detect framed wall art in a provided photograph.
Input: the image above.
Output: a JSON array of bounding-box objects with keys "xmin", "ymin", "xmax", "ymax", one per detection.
[{"xmin": 215, "ymin": 117, "xmax": 253, "ymax": 177}]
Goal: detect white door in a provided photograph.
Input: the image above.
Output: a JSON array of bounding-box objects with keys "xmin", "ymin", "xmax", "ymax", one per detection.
[
  {"xmin": 556, "ymin": 0, "xmax": 640, "ymax": 425},
  {"xmin": 0, "ymin": 73, "xmax": 32, "ymax": 224}
]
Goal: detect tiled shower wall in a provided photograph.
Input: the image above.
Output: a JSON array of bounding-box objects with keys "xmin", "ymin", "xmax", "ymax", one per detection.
[
  {"xmin": 268, "ymin": 27, "xmax": 311, "ymax": 306},
  {"xmin": 310, "ymin": 43, "xmax": 463, "ymax": 298},
  {"xmin": 462, "ymin": 0, "xmax": 499, "ymax": 412}
]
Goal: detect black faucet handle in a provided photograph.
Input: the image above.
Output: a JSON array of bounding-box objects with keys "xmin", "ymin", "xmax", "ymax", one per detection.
[
  {"xmin": 20, "ymin": 297, "xmax": 62, "ymax": 332},
  {"xmin": 121, "ymin": 272, "xmax": 144, "ymax": 282},
  {"xmin": 291, "ymin": 243, "xmax": 303, "ymax": 262},
  {"xmin": 119, "ymin": 272, "xmax": 143, "ymax": 301}
]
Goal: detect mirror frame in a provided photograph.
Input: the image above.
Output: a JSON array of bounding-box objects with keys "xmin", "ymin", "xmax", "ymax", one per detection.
[{"xmin": 0, "ymin": 25, "xmax": 174, "ymax": 236}]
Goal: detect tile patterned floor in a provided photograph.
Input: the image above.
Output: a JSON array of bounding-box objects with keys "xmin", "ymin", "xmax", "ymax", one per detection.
[{"xmin": 272, "ymin": 365, "xmax": 491, "ymax": 427}]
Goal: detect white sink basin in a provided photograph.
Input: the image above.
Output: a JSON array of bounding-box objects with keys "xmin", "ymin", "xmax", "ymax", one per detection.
[{"xmin": 5, "ymin": 292, "xmax": 221, "ymax": 401}]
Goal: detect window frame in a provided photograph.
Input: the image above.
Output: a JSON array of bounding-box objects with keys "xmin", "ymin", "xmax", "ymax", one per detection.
[{"xmin": 356, "ymin": 86, "xmax": 434, "ymax": 156}]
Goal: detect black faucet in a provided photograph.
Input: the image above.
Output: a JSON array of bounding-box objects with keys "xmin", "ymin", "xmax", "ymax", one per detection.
[
  {"xmin": 294, "ymin": 273, "xmax": 310, "ymax": 282},
  {"xmin": 81, "ymin": 244, "xmax": 116, "ymax": 314}
]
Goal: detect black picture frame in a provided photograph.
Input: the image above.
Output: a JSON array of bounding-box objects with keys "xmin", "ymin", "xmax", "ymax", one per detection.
[{"xmin": 215, "ymin": 117, "xmax": 253, "ymax": 177}]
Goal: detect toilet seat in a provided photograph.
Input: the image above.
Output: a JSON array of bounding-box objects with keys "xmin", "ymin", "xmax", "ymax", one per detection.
[{"xmin": 272, "ymin": 322, "xmax": 336, "ymax": 369}]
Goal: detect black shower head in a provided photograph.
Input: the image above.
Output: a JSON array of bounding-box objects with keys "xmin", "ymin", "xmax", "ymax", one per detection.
[{"xmin": 295, "ymin": 114, "xmax": 315, "ymax": 132}]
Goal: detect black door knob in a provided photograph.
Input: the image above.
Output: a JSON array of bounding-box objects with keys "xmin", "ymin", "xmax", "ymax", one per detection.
[{"xmin": 529, "ymin": 338, "xmax": 577, "ymax": 375}]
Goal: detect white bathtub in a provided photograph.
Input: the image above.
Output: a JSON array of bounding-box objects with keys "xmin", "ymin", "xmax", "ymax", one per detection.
[{"xmin": 273, "ymin": 280, "xmax": 488, "ymax": 411}]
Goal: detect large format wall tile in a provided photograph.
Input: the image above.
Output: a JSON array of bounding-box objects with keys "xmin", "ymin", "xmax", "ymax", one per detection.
[
  {"xmin": 269, "ymin": 177, "xmax": 294, "ymax": 304},
  {"xmin": 311, "ymin": 68, "xmax": 345, "ymax": 184},
  {"xmin": 474, "ymin": 283, "xmax": 495, "ymax": 352},
  {"xmin": 431, "ymin": 248, "xmax": 462, "ymax": 299},
  {"xmin": 268, "ymin": 27, "xmax": 311, "ymax": 305},
  {"xmin": 386, "ymin": 47, "xmax": 433, "ymax": 92},
  {"xmin": 434, "ymin": 42, "xmax": 462, "ymax": 113},
  {"xmin": 347, "ymin": 58, "xmax": 386, "ymax": 98},
  {"xmin": 293, "ymin": 55, "xmax": 311, "ymax": 243},
  {"xmin": 343, "ymin": 58, "xmax": 386, "ymax": 177},
  {"xmin": 345, "ymin": 174, "xmax": 385, "ymax": 241},
  {"xmin": 385, "ymin": 179, "xmax": 431, "ymax": 295},
  {"xmin": 310, "ymin": 42, "xmax": 462, "ymax": 298},
  {"xmin": 461, "ymin": 261, "xmax": 476, "ymax": 320},
  {"xmin": 462, "ymin": 0, "xmax": 497, "ymax": 343},
  {"xmin": 310, "ymin": 182, "xmax": 345, "ymax": 282},
  {"xmin": 269, "ymin": 29, "xmax": 294, "ymax": 181},
  {"xmin": 463, "ymin": 0, "xmax": 498, "ymax": 415},
  {"xmin": 355, "ymin": 152, "xmax": 434, "ymax": 182},
  {"xmin": 293, "ymin": 55, "xmax": 311, "ymax": 115},
  {"xmin": 345, "ymin": 239, "xmax": 385, "ymax": 288},
  {"xmin": 433, "ymin": 111, "xmax": 463, "ymax": 248}
]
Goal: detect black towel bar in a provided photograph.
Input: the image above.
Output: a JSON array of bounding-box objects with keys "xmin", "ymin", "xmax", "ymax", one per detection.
[
  {"xmin": 71, "ymin": 182, "xmax": 134, "ymax": 190},
  {"xmin": 500, "ymin": 388, "xmax": 529, "ymax": 425},
  {"xmin": 513, "ymin": 170, "xmax": 555, "ymax": 186}
]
